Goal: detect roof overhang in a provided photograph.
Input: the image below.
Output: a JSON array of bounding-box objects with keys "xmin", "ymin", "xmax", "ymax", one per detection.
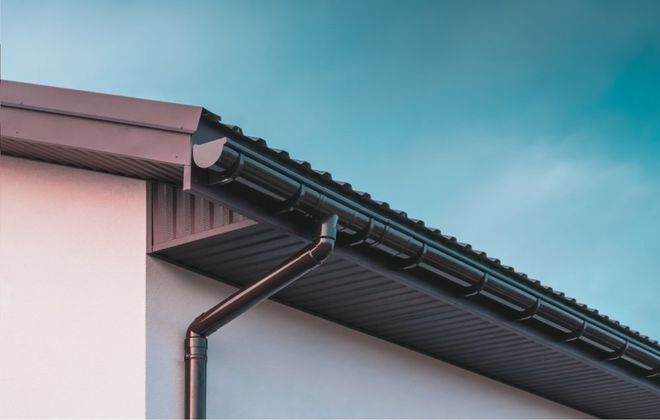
[
  {"xmin": 1, "ymin": 80, "xmax": 203, "ymax": 181},
  {"xmin": 3, "ymin": 80, "xmax": 659, "ymax": 418}
]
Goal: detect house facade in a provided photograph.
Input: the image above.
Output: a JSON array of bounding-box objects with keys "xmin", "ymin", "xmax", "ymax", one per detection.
[{"xmin": 1, "ymin": 81, "xmax": 658, "ymax": 418}]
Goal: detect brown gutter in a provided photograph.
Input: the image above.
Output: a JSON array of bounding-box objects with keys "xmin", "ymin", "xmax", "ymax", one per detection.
[
  {"xmin": 187, "ymin": 136, "xmax": 660, "ymax": 380},
  {"xmin": 184, "ymin": 214, "xmax": 338, "ymax": 419}
]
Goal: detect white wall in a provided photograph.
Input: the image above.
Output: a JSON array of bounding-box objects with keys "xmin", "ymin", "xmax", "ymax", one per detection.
[
  {"xmin": 0, "ymin": 156, "xmax": 146, "ymax": 418},
  {"xmin": 0, "ymin": 155, "xmax": 590, "ymax": 419},
  {"xmin": 146, "ymin": 257, "xmax": 589, "ymax": 419}
]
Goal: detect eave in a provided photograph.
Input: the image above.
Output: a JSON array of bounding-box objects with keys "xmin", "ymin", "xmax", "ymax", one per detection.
[{"xmin": 2, "ymin": 80, "xmax": 659, "ymax": 418}]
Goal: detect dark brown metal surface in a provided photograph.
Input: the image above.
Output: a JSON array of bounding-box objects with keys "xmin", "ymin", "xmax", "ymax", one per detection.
[
  {"xmin": 184, "ymin": 215, "xmax": 338, "ymax": 419},
  {"xmin": 184, "ymin": 332, "xmax": 208, "ymax": 420},
  {"xmin": 190, "ymin": 117, "xmax": 659, "ymax": 353},
  {"xmin": 184, "ymin": 135, "xmax": 660, "ymax": 378}
]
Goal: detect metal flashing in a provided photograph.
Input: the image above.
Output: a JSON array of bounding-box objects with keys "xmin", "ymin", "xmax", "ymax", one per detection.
[
  {"xmin": 1, "ymin": 80, "xmax": 202, "ymax": 134},
  {"xmin": 1, "ymin": 80, "xmax": 197, "ymax": 181}
]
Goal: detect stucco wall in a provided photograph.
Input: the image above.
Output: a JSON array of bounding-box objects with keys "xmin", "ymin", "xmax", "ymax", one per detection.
[
  {"xmin": 146, "ymin": 257, "xmax": 589, "ymax": 419},
  {"xmin": 0, "ymin": 156, "xmax": 146, "ymax": 418},
  {"xmin": 0, "ymin": 155, "xmax": 591, "ymax": 418}
]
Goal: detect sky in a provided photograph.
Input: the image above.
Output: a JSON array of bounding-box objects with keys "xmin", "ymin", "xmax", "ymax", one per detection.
[{"xmin": 2, "ymin": 0, "xmax": 659, "ymax": 340}]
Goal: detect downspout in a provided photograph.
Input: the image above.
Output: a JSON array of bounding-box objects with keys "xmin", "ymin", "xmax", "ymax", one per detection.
[{"xmin": 184, "ymin": 214, "xmax": 338, "ymax": 419}]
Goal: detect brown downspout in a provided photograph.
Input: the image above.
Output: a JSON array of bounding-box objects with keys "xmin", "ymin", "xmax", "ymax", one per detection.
[{"xmin": 184, "ymin": 214, "xmax": 338, "ymax": 419}]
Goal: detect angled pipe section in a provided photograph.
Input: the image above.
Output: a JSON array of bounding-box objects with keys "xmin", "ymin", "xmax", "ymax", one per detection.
[
  {"xmin": 184, "ymin": 214, "xmax": 338, "ymax": 419},
  {"xmin": 190, "ymin": 136, "xmax": 660, "ymax": 380}
]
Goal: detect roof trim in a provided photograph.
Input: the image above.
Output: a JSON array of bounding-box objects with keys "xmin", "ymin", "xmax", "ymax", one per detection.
[
  {"xmin": 1, "ymin": 80, "xmax": 200, "ymax": 181},
  {"xmin": 1, "ymin": 80, "xmax": 203, "ymax": 134},
  {"xmin": 2, "ymin": 107, "xmax": 191, "ymax": 165}
]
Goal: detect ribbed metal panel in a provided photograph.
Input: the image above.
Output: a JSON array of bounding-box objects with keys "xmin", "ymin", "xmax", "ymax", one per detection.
[
  {"xmin": 150, "ymin": 183, "xmax": 250, "ymax": 248},
  {"xmin": 1, "ymin": 138, "xmax": 182, "ymax": 183},
  {"xmin": 151, "ymin": 209, "xmax": 660, "ymax": 418}
]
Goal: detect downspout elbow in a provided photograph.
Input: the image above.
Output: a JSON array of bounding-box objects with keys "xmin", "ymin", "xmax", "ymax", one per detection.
[
  {"xmin": 309, "ymin": 214, "xmax": 338, "ymax": 263},
  {"xmin": 184, "ymin": 214, "xmax": 338, "ymax": 419}
]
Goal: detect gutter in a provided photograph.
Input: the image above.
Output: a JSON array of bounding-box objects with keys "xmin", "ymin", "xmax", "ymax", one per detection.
[
  {"xmin": 184, "ymin": 214, "xmax": 338, "ymax": 419},
  {"xmin": 187, "ymin": 136, "xmax": 660, "ymax": 380}
]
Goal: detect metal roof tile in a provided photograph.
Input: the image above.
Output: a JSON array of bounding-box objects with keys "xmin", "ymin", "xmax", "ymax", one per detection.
[
  {"xmin": 373, "ymin": 200, "xmax": 390, "ymax": 209},
  {"xmin": 409, "ymin": 218, "xmax": 425, "ymax": 226},
  {"xmin": 334, "ymin": 180, "xmax": 353, "ymax": 190},
  {"xmin": 390, "ymin": 209, "xmax": 408, "ymax": 217},
  {"xmin": 292, "ymin": 159, "xmax": 312, "ymax": 170}
]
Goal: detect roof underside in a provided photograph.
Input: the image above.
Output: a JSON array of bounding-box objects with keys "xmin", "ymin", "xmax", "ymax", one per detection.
[
  {"xmin": 150, "ymin": 183, "xmax": 660, "ymax": 418},
  {"xmin": 3, "ymin": 80, "xmax": 659, "ymax": 418}
]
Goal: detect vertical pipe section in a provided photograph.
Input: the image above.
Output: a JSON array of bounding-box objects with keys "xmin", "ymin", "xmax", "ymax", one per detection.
[
  {"xmin": 184, "ymin": 214, "xmax": 338, "ymax": 419},
  {"xmin": 184, "ymin": 332, "xmax": 208, "ymax": 419}
]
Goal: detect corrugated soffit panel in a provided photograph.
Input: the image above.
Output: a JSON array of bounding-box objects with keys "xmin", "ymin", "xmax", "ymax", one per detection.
[
  {"xmin": 150, "ymin": 184, "xmax": 660, "ymax": 419},
  {"xmin": 1, "ymin": 138, "xmax": 183, "ymax": 183},
  {"xmin": 150, "ymin": 182, "xmax": 253, "ymax": 250}
]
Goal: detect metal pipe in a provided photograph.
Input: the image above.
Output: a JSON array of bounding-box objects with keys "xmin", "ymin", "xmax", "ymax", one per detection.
[
  {"xmin": 184, "ymin": 332, "xmax": 208, "ymax": 419},
  {"xmin": 184, "ymin": 214, "xmax": 338, "ymax": 419}
]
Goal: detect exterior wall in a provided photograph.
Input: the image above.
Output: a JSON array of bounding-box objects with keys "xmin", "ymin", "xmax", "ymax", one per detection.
[
  {"xmin": 146, "ymin": 257, "xmax": 590, "ymax": 419},
  {"xmin": 0, "ymin": 155, "xmax": 591, "ymax": 418},
  {"xmin": 0, "ymin": 156, "xmax": 146, "ymax": 418}
]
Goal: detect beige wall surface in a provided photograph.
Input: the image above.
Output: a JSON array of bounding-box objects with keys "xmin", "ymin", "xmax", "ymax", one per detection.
[
  {"xmin": 0, "ymin": 156, "xmax": 146, "ymax": 418},
  {"xmin": 146, "ymin": 257, "xmax": 590, "ymax": 419}
]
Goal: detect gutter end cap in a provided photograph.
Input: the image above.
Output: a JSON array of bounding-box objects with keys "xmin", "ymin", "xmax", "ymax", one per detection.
[{"xmin": 193, "ymin": 137, "xmax": 229, "ymax": 169}]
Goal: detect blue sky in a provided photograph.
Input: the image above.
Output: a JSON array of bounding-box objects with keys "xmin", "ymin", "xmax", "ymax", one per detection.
[{"xmin": 2, "ymin": 0, "xmax": 659, "ymax": 339}]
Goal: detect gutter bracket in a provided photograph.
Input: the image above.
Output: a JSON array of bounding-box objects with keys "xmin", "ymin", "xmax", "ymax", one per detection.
[
  {"xmin": 514, "ymin": 297, "xmax": 541, "ymax": 321},
  {"xmin": 396, "ymin": 243, "xmax": 428, "ymax": 270},
  {"xmin": 342, "ymin": 218, "xmax": 374, "ymax": 246},
  {"xmin": 464, "ymin": 273, "xmax": 489, "ymax": 297},
  {"xmin": 273, "ymin": 183, "xmax": 305, "ymax": 215},
  {"xmin": 564, "ymin": 320, "xmax": 588, "ymax": 342},
  {"xmin": 606, "ymin": 340, "xmax": 630, "ymax": 361}
]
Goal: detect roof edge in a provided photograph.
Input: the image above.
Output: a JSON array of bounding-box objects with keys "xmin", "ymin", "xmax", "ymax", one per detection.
[
  {"xmin": 184, "ymin": 121, "xmax": 660, "ymax": 385},
  {"xmin": 1, "ymin": 80, "xmax": 203, "ymax": 134},
  {"xmin": 198, "ymin": 115, "xmax": 660, "ymax": 353}
]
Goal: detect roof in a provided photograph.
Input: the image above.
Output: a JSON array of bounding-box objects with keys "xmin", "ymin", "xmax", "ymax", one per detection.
[{"xmin": 2, "ymin": 80, "xmax": 659, "ymax": 417}]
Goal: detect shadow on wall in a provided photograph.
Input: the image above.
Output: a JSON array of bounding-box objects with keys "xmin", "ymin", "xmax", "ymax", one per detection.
[{"xmin": 145, "ymin": 256, "xmax": 590, "ymax": 419}]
